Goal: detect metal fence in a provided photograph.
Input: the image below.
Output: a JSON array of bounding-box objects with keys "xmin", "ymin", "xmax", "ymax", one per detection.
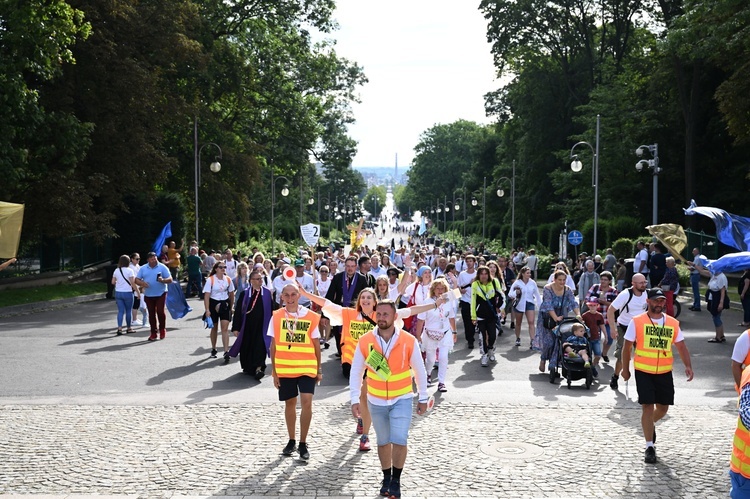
[
  {"xmin": 684, "ymin": 229, "xmax": 718, "ymax": 260},
  {"xmin": 1, "ymin": 232, "xmax": 112, "ymax": 277}
]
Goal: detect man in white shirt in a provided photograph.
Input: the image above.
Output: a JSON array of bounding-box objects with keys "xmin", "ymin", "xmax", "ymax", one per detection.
[
  {"xmin": 294, "ymin": 259, "xmax": 314, "ymax": 307},
  {"xmin": 433, "ymin": 257, "xmax": 448, "ymax": 278},
  {"xmin": 634, "ymin": 241, "xmax": 649, "ymax": 282},
  {"xmin": 525, "ymin": 249, "xmax": 539, "ymax": 280},
  {"xmin": 458, "ymin": 254, "xmax": 477, "ymax": 349},
  {"xmin": 606, "ymin": 273, "xmax": 648, "ymax": 390},
  {"xmin": 224, "ymin": 249, "xmax": 238, "ymax": 280},
  {"xmin": 513, "ymin": 247, "xmax": 526, "ymax": 267}
]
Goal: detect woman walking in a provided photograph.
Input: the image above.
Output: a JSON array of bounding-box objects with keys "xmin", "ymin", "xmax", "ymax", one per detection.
[
  {"xmin": 416, "ymin": 278, "xmax": 457, "ymax": 392},
  {"xmin": 228, "ymin": 269, "xmax": 275, "ymax": 378},
  {"xmin": 112, "ymin": 255, "xmax": 137, "ymax": 335},
  {"xmin": 471, "ymin": 265, "xmax": 506, "ymax": 367},
  {"xmin": 535, "ymin": 270, "xmax": 581, "ymax": 374},
  {"xmin": 699, "ymin": 267, "xmax": 728, "ymax": 342},
  {"xmin": 233, "ymin": 261, "xmax": 251, "ymax": 306},
  {"xmin": 509, "ymin": 266, "xmax": 542, "ymax": 349},
  {"xmin": 203, "ymin": 261, "xmax": 236, "ymax": 361},
  {"xmin": 585, "ymin": 270, "xmax": 618, "ymax": 363}
]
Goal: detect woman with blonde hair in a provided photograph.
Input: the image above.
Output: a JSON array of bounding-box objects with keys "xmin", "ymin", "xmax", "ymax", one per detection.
[
  {"xmin": 112, "ymin": 254, "xmax": 137, "ymax": 335},
  {"xmin": 416, "ymin": 278, "xmax": 457, "ymax": 392}
]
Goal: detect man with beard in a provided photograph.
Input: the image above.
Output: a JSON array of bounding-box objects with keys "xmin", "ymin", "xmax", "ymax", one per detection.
[{"xmin": 621, "ymin": 288, "xmax": 693, "ymax": 464}]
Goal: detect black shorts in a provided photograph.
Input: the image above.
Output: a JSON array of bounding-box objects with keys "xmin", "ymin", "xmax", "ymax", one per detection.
[
  {"xmin": 635, "ymin": 370, "xmax": 674, "ymax": 406},
  {"xmin": 278, "ymin": 376, "xmax": 316, "ymax": 401},
  {"xmin": 209, "ymin": 298, "xmax": 231, "ymax": 322},
  {"xmin": 132, "ymin": 293, "xmax": 140, "ymax": 310}
]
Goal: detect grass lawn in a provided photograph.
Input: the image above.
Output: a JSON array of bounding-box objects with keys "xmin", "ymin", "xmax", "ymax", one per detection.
[{"xmin": 0, "ymin": 282, "xmax": 106, "ymax": 308}]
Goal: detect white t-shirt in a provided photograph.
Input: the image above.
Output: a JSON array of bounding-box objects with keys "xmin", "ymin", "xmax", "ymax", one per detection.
[
  {"xmin": 224, "ymin": 259, "xmax": 238, "ymax": 279},
  {"xmin": 114, "ymin": 267, "xmax": 135, "ymax": 292},
  {"xmin": 634, "ymin": 249, "xmax": 649, "ymax": 274},
  {"xmin": 315, "ymin": 278, "xmax": 331, "ymax": 298},
  {"xmin": 295, "ymin": 273, "xmax": 314, "ymax": 306},
  {"xmin": 513, "ymin": 252, "xmax": 526, "ymax": 266},
  {"xmin": 458, "ymin": 269, "xmax": 476, "ymax": 303},
  {"xmin": 401, "ymin": 282, "xmax": 431, "ymax": 306},
  {"xmin": 525, "ymin": 255, "xmax": 538, "ymax": 271},
  {"xmin": 266, "ymin": 306, "xmax": 321, "ymax": 339},
  {"xmin": 708, "ymin": 273, "xmax": 728, "ymax": 291},
  {"xmin": 203, "ymin": 274, "xmax": 235, "ymax": 300},
  {"xmin": 732, "ymin": 331, "xmax": 750, "ymax": 363},
  {"xmin": 610, "ymin": 288, "xmax": 648, "ymax": 326},
  {"xmin": 624, "ymin": 314, "xmax": 684, "ymax": 343},
  {"xmin": 272, "ymin": 275, "xmax": 288, "ymax": 304},
  {"xmin": 388, "ymin": 281, "xmax": 400, "ymax": 301},
  {"xmin": 417, "ymin": 297, "xmax": 456, "ymax": 332}
]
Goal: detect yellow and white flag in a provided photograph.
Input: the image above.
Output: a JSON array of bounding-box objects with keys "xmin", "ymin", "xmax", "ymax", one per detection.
[{"xmin": 0, "ymin": 202, "xmax": 24, "ymax": 258}]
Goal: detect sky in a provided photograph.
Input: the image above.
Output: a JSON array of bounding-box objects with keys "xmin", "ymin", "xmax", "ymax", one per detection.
[{"xmin": 323, "ymin": 1, "xmax": 501, "ymax": 168}]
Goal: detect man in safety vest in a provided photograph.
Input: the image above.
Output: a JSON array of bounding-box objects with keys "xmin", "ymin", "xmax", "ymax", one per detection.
[
  {"xmin": 732, "ymin": 329, "xmax": 750, "ymax": 392},
  {"xmin": 269, "ymin": 283, "xmax": 322, "ymax": 461},
  {"xmin": 621, "ymin": 288, "xmax": 693, "ymax": 464},
  {"xmin": 730, "ymin": 366, "xmax": 750, "ymax": 497},
  {"xmin": 349, "ymin": 300, "xmax": 429, "ymax": 499}
]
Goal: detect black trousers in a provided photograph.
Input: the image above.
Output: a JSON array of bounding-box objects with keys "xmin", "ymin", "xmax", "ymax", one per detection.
[
  {"xmin": 459, "ymin": 301, "xmax": 476, "ymax": 345},
  {"xmin": 332, "ymin": 325, "xmax": 343, "ymax": 355}
]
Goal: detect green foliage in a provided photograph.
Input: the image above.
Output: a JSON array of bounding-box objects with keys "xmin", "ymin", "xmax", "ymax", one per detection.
[
  {"xmin": 537, "ymin": 254, "xmax": 557, "ymax": 278},
  {"xmin": 611, "ymin": 238, "xmax": 635, "ymax": 261},
  {"xmin": 0, "ymin": 282, "xmax": 105, "ymax": 308},
  {"xmin": 363, "ymin": 186, "xmax": 386, "ymax": 217}
]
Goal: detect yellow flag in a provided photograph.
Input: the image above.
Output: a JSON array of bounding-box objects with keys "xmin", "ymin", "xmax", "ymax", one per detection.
[
  {"xmin": 646, "ymin": 224, "xmax": 687, "ymax": 262},
  {"xmin": 0, "ymin": 202, "xmax": 24, "ymax": 258}
]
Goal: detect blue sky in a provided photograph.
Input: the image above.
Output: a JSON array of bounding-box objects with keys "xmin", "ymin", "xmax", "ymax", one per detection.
[{"xmin": 324, "ymin": 1, "xmax": 501, "ymax": 168}]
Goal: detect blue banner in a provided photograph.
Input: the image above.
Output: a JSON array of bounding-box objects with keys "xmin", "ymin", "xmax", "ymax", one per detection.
[
  {"xmin": 418, "ymin": 216, "xmax": 427, "ymax": 236},
  {"xmin": 684, "ymin": 200, "xmax": 750, "ymax": 251},
  {"xmin": 151, "ymin": 222, "xmax": 172, "ymax": 255},
  {"xmin": 702, "ymin": 252, "xmax": 750, "ymax": 275}
]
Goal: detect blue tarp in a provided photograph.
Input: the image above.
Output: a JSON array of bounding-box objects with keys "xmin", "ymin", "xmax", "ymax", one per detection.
[{"xmin": 166, "ymin": 282, "xmax": 192, "ymax": 319}]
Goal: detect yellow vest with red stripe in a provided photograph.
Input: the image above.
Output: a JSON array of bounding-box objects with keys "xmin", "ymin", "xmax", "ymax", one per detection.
[
  {"xmin": 341, "ymin": 308, "xmax": 375, "ymax": 365},
  {"xmin": 632, "ymin": 313, "xmax": 678, "ymax": 375},
  {"xmin": 731, "ymin": 367, "xmax": 750, "ymax": 478},
  {"xmin": 272, "ymin": 307, "xmax": 321, "ymax": 378},
  {"xmin": 358, "ymin": 330, "xmax": 415, "ymax": 400}
]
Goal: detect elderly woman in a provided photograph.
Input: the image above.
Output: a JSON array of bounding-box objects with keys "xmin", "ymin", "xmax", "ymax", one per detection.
[
  {"xmin": 657, "ymin": 257, "xmax": 680, "ymax": 317},
  {"xmin": 535, "ymin": 269, "xmax": 581, "ymax": 375},
  {"xmin": 698, "ymin": 266, "xmax": 728, "ymax": 342}
]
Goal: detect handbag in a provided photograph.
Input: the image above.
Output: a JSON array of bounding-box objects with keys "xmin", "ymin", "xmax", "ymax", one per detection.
[{"xmin": 425, "ymin": 329, "xmax": 446, "ymax": 341}]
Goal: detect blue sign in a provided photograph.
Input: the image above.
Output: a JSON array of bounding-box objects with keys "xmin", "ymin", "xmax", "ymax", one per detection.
[{"xmin": 568, "ymin": 230, "xmax": 583, "ymax": 246}]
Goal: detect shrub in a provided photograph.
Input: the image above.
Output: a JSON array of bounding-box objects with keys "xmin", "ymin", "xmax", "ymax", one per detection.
[{"xmin": 612, "ymin": 238, "xmax": 635, "ymax": 261}]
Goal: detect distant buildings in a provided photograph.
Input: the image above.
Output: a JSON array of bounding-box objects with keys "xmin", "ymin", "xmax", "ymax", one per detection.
[{"xmin": 353, "ymin": 166, "xmax": 410, "ymax": 187}]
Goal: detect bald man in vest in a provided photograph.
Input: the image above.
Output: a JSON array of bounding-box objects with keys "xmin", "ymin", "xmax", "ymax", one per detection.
[
  {"xmin": 621, "ymin": 288, "xmax": 693, "ymax": 464},
  {"xmin": 269, "ymin": 283, "xmax": 322, "ymax": 461},
  {"xmin": 349, "ymin": 300, "xmax": 429, "ymax": 499}
]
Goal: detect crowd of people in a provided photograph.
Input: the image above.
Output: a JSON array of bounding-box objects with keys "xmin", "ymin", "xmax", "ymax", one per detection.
[{"xmin": 105, "ymin": 225, "xmax": 750, "ymax": 498}]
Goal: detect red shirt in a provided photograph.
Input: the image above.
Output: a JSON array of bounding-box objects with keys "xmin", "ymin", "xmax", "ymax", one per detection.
[{"xmin": 582, "ymin": 310, "xmax": 604, "ymax": 341}]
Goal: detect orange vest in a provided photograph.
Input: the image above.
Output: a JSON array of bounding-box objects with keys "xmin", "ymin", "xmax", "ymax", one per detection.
[
  {"xmin": 272, "ymin": 307, "xmax": 321, "ymax": 378},
  {"xmin": 731, "ymin": 367, "xmax": 750, "ymax": 478},
  {"xmin": 735, "ymin": 331, "xmax": 750, "ymax": 393},
  {"xmin": 358, "ymin": 330, "xmax": 415, "ymax": 400},
  {"xmin": 341, "ymin": 308, "xmax": 375, "ymax": 365},
  {"xmin": 632, "ymin": 313, "xmax": 679, "ymax": 375}
]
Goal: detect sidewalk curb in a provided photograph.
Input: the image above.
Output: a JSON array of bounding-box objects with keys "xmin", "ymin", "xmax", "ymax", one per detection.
[{"xmin": 0, "ymin": 293, "xmax": 107, "ymax": 318}]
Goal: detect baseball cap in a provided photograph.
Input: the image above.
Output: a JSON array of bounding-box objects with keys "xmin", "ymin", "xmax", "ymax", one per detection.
[
  {"xmin": 294, "ymin": 258, "xmax": 305, "ymax": 267},
  {"xmin": 647, "ymin": 288, "xmax": 667, "ymax": 300}
]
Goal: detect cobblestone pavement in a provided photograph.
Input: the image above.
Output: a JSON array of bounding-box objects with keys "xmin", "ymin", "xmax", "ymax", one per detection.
[{"xmin": 0, "ymin": 401, "xmax": 735, "ymax": 498}]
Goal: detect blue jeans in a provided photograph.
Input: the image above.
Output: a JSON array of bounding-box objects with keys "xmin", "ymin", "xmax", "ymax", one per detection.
[
  {"xmin": 115, "ymin": 291, "xmax": 134, "ymax": 328},
  {"xmin": 730, "ymin": 470, "xmax": 750, "ymax": 498},
  {"xmin": 691, "ymin": 273, "xmax": 701, "ymax": 309},
  {"xmin": 368, "ymin": 397, "xmax": 413, "ymax": 446}
]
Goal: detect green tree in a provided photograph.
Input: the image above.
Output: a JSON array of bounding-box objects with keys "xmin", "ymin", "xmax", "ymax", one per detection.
[{"xmin": 363, "ymin": 186, "xmax": 386, "ymax": 218}]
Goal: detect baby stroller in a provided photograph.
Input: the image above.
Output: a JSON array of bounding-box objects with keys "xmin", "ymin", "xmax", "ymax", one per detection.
[{"xmin": 550, "ymin": 317, "xmax": 593, "ymax": 389}]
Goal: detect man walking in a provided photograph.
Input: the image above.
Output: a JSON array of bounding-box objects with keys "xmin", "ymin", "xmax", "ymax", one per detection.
[
  {"xmin": 621, "ymin": 288, "xmax": 693, "ymax": 464},
  {"xmin": 269, "ymin": 283, "xmax": 322, "ymax": 461},
  {"xmin": 349, "ymin": 300, "xmax": 429, "ymax": 499},
  {"xmin": 606, "ymin": 273, "xmax": 648, "ymax": 390},
  {"xmin": 458, "ymin": 254, "xmax": 478, "ymax": 348},
  {"xmin": 135, "ymin": 252, "xmax": 173, "ymax": 341},
  {"xmin": 687, "ymin": 247, "xmax": 703, "ymax": 311}
]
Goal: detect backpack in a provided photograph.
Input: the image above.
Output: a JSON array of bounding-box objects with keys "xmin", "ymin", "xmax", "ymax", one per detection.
[{"xmin": 613, "ymin": 288, "xmax": 634, "ymax": 322}]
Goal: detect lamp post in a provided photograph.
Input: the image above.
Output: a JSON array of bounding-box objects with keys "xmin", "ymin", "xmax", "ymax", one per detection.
[
  {"xmin": 271, "ymin": 172, "xmax": 290, "ymax": 254},
  {"xmin": 635, "ymin": 143, "xmax": 660, "ymax": 225},
  {"xmin": 496, "ymin": 171, "xmax": 515, "ymax": 249},
  {"xmin": 569, "ymin": 114, "xmax": 601, "ymax": 255},
  {"xmin": 193, "ymin": 118, "xmax": 222, "ymax": 243},
  {"xmin": 453, "ymin": 187, "xmax": 466, "ymax": 237}
]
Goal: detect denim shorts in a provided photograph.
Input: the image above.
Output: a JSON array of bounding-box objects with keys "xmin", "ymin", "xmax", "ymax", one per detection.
[
  {"xmin": 589, "ymin": 339, "xmax": 602, "ymax": 357},
  {"xmin": 368, "ymin": 397, "xmax": 413, "ymax": 446},
  {"xmin": 525, "ymin": 302, "xmax": 535, "ymax": 311}
]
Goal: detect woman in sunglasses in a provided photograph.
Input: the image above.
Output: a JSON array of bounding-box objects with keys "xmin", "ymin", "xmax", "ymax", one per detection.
[{"xmin": 203, "ymin": 261, "xmax": 236, "ymax": 362}]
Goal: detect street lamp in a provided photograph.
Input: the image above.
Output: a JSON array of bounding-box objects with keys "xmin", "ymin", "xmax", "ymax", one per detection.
[
  {"xmin": 496, "ymin": 163, "xmax": 515, "ymax": 249},
  {"xmin": 436, "ymin": 202, "xmax": 448, "ymax": 232},
  {"xmin": 453, "ymin": 186, "xmax": 466, "ymax": 237},
  {"xmin": 635, "ymin": 143, "xmax": 660, "ymax": 225},
  {"xmin": 271, "ymin": 172, "xmax": 290, "ymax": 254},
  {"xmin": 193, "ymin": 118, "xmax": 222, "ymax": 243},
  {"xmin": 569, "ymin": 114, "xmax": 601, "ymax": 255}
]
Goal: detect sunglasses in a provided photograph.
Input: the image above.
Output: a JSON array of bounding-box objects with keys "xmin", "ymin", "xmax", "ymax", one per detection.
[
  {"xmin": 320, "ymin": 271, "xmax": 329, "ymax": 274},
  {"xmin": 217, "ymin": 266, "xmax": 226, "ymax": 269}
]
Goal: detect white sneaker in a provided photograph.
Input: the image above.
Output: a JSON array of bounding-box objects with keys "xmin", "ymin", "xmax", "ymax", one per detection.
[
  {"xmin": 132, "ymin": 319, "xmax": 142, "ymax": 326},
  {"xmin": 481, "ymin": 354, "xmax": 489, "ymax": 367},
  {"xmin": 489, "ymin": 349, "xmax": 496, "ymax": 362}
]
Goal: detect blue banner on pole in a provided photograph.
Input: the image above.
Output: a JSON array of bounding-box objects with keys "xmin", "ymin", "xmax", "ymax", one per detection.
[
  {"xmin": 151, "ymin": 222, "xmax": 172, "ymax": 255},
  {"xmin": 418, "ymin": 216, "xmax": 427, "ymax": 236},
  {"xmin": 684, "ymin": 200, "xmax": 750, "ymax": 252}
]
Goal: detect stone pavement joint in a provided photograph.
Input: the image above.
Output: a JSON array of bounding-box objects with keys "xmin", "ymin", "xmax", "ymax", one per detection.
[{"xmin": 0, "ymin": 402, "xmax": 735, "ymax": 498}]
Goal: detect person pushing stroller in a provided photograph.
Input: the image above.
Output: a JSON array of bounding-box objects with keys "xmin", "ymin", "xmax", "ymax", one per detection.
[{"xmin": 563, "ymin": 323, "xmax": 592, "ymax": 369}]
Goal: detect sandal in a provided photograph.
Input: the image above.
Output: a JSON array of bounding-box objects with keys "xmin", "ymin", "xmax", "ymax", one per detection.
[
  {"xmin": 707, "ymin": 337, "xmax": 724, "ymax": 343},
  {"xmin": 126, "ymin": 329, "xmax": 136, "ymax": 334},
  {"xmin": 116, "ymin": 329, "xmax": 123, "ymax": 336}
]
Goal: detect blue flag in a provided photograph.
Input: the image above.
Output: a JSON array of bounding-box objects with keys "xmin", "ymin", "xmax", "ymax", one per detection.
[
  {"xmin": 151, "ymin": 222, "xmax": 172, "ymax": 255},
  {"xmin": 684, "ymin": 200, "xmax": 750, "ymax": 251},
  {"xmin": 419, "ymin": 216, "xmax": 427, "ymax": 236}
]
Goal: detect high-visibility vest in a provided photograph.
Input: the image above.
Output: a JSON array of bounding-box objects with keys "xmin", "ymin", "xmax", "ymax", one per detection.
[
  {"xmin": 341, "ymin": 308, "xmax": 375, "ymax": 365},
  {"xmin": 272, "ymin": 308, "xmax": 321, "ymax": 378},
  {"xmin": 358, "ymin": 330, "xmax": 415, "ymax": 400},
  {"xmin": 731, "ymin": 367, "xmax": 750, "ymax": 478},
  {"xmin": 632, "ymin": 313, "xmax": 679, "ymax": 375},
  {"xmin": 735, "ymin": 331, "xmax": 750, "ymax": 393}
]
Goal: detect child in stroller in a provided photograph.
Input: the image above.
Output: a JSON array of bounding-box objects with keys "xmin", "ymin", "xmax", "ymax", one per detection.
[{"xmin": 563, "ymin": 324, "xmax": 591, "ymax": 369}]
